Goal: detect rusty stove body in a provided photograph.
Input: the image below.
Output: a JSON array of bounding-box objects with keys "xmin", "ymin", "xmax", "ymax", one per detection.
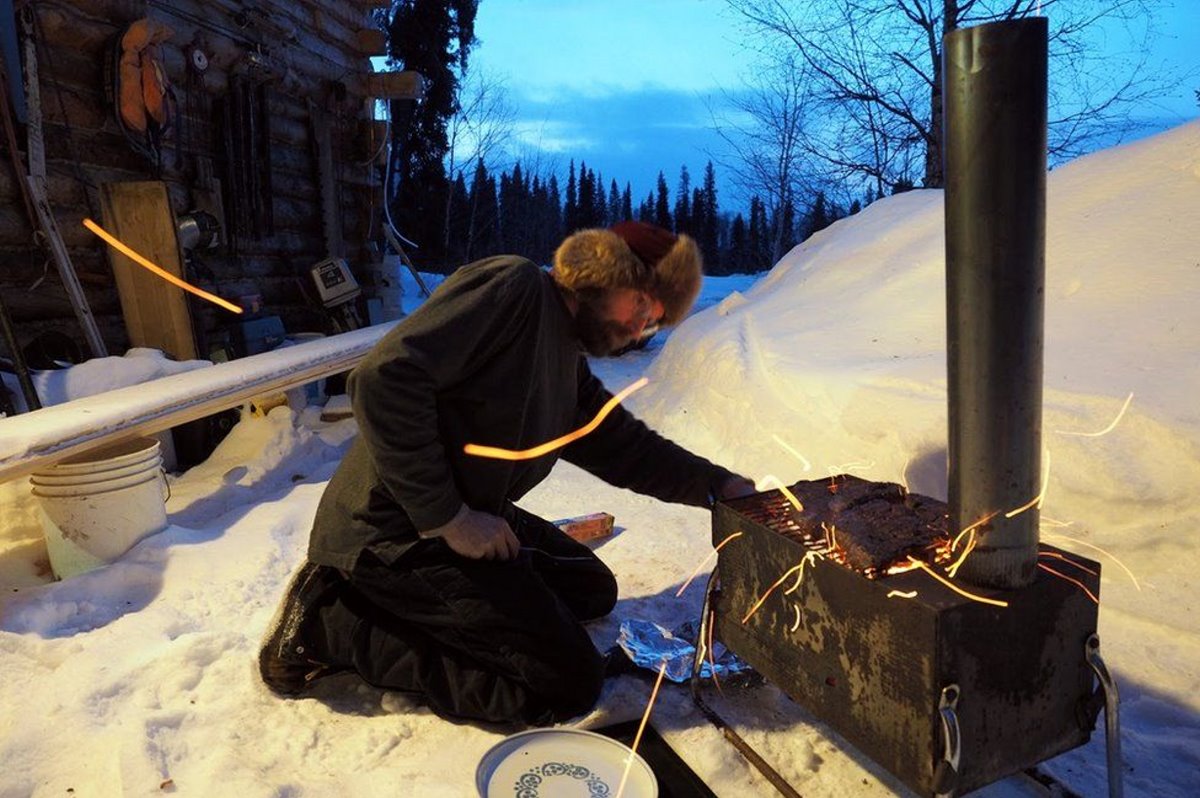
[{"xmin": 709, "ymin": 478, "xmax": 1102, "ymax": 796}]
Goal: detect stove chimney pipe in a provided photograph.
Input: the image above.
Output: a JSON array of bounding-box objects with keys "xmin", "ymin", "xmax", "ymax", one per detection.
[{"xmin": 943, "ymin": 18, "xmax": 1047, "ymax": 589}]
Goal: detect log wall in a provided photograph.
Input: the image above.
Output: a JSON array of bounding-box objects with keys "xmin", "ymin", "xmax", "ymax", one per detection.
[{"xmin": 1, "ymin": 0, "xmax": 390, "ymax": 359}]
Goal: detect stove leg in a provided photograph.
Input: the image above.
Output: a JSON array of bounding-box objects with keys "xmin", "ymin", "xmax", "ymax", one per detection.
[
  {"xmin": 1085, "ymin": 634, "xmax": 1124, "ymax": 798},
  {"xmin": 689, "ymin": 571, "xmax": 801, "ymax": 798},
  {"xmin": 934, "ymin": 684, "xmax": 962, "ymax": 798},
  {"xmin": 689, "ymin": 569, "xmax": 718, "ymax": 684}
]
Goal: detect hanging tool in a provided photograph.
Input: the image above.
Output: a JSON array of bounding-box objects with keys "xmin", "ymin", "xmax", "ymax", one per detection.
[
  {"xmin": 309, "ymin": 99, "xmax": 342, "ymax": 258},
  {"xmin": 219, "ymin": 54, "xmax": 274, "ymax": 250},
  {"xmin": 0, "ymin": 291, "xmax": 40, "ymax": 412},
  {"xmin": 17, "ymin": 6, "xmax": 108, "ymax": 358}
]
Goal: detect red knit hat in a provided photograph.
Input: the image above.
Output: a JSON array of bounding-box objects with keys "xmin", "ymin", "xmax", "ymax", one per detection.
[
  {"xmin": 610, "ymin": 221, "xmax": 677, "ymax": 269},
  {"xmin": 552, "ymin": 222, "xmax": 703, "ymax": 326}
]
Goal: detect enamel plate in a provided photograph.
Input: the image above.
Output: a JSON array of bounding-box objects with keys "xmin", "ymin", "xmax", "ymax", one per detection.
[{"xmin": 475, "ymin": 728, "xmax": 658, "ymax": 797}]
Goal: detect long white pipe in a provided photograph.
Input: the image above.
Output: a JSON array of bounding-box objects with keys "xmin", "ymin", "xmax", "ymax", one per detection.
[{"xmin": 0, "ymin": 322, "xmax": 397, "ymax": 485}]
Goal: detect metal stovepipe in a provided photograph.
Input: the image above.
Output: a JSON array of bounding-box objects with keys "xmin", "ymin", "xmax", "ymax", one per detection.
[{"xmin": 944, "ymin": 17, "xmax": 1047, "ymax": 589}]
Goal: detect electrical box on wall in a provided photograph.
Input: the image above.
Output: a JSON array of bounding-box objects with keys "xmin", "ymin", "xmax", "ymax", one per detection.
[{"xmin": 310, "ymin": 258, "xmax": 361, "ymax": 309}]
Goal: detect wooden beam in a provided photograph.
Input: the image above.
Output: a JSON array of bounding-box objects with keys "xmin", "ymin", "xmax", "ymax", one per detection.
[
  {"xmin": 361, "ymin": 70, "xmax": 426, "ymax": 100},
  {"xmin": 99, "ymin": 181, "xmax": 199, "ymax": 361},
  {"xmin": 0, "ymin": 323, "xmax": 397, "ymax": 484}
]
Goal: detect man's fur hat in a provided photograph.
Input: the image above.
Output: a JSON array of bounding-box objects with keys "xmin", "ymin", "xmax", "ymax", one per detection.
[{"xmin": 552, "ymin": 222, "xmax": 702, "ymax": 327}]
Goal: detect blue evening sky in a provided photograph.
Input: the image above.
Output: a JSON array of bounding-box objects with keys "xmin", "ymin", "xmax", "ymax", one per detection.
[{"xmin": 469, "ymin": 0, "xmax": 1199, "ymax": 209}]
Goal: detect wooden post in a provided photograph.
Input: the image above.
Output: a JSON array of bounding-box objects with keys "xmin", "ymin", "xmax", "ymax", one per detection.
[{"xmin": 99, "ymin": 181, "xmax": 199, "ymax": 361}]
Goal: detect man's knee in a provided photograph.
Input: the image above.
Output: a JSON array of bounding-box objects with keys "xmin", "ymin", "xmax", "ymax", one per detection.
[
  {"xmin": 581, "ymin": 575, "xmax": 618, "ymax": 621},
  {"xmin": 537, "ymin": 646, "xmax": 605, "ymax": 723}
]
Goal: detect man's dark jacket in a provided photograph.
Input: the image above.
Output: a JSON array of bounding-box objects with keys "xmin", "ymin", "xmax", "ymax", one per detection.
[{"xmin": 308, "ymin": 256, "xmax": 735, "ymax": 570}]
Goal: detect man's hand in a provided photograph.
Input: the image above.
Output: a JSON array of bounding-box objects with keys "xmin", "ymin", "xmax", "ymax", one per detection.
[
  {"xmin": 717, "ymin": 474, "xmax": 757, "ymax": 501},
  {"xmin": 421, "ymin": 505, "xmax": 521, "ymax": 561}
]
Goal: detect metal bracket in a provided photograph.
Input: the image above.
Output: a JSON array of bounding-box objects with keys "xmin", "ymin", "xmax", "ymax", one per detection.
[
  {"xmin": 933, "ymin": 683, "xmax": 962, "ymax": 798},
  {"xmin": 1086, "ymin": 634, "xmax": 1124, "ymax": 798},
  {"xmin": 688, "ymin": 570, "xmax": 801, "ymax": 798}
]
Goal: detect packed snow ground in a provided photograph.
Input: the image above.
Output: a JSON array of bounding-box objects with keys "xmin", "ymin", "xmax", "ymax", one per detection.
[{"xmin": 2, "ymin": 121, "xmax": 1199, "ymax": 797}]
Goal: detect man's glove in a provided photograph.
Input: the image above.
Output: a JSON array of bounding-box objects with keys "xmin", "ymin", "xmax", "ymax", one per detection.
[{"xmin": 716, "ymin": 474, "xmax": 757, "ymax": 502}]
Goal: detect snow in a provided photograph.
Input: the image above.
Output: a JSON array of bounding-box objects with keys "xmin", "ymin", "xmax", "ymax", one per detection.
[{"xmin": 2, "ymin": 121, "xmax": 1200, "ymax": 796}]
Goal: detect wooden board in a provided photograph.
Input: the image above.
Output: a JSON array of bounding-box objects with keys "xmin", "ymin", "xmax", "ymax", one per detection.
[{"xmin": 99, "ymin": 181, "xmax": 198, "ymax": 361}]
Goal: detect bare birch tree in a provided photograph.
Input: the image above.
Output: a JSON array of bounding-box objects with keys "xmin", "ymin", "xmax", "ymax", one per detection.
[
  {"xmin": 725, "ymin": 0, "xmax": 1169, "ymax": 189},
  {"xmin": 711, "ymin": 50, "xmax": 817, "ymax": 265},
  {"xmin": 443, "ymin": 67, "xmax": 516, "ymax": 256}
]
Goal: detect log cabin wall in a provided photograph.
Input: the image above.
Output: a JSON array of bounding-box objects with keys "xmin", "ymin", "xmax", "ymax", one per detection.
[{"xmin": 1, "ymin": 0, "xmax": 390, "ymax": 361}]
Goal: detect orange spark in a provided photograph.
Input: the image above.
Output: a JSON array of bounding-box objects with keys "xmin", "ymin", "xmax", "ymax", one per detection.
[
  {"xmin": 945, "ymin": 535, "xmax": 977, "ymax": 579},
  {"xmin": 790, "ymin": 604, "xmax": 802, "ymax": 631},
  {"xmin": 1038, "ymin": 563, "xmax": 1100, "ymax": 604},
  {"xmin": 952, "ymin": 511, "xmax": 999, "ymax": 551},
  {"xmin": 759, "ymin": 474, "xmax": 804, "ymax": 512},
  {"xmin": 465, "ymin": 377, "xmax": 648, "ymax": 460},
  {"xmin": 83, "ymin": 218, "xmax": 243, "ymax": 314},
  {"xmin": 1039, "ymin": 550, "xmax": 1098, "ymax": 576},
  {"xmin": 1054, "ymin": 392, "xmax": 1134, "ymax": 438},
  {"xmin": 821, "ymin": 521, "xmax": 837, "ymax": 553},
  {"xmin": 772, "ymin": 434, "xmax": 812, "ymax": 471},
  {"xmin": 784, "ymin": 551, "xmax": 824, "ymax": 595},
  {"xmin": 907, "ymin": 557, "xmax": 1009, "ymax": 608},
  {"xmin": 1042, "ymin": 533, "xmax": 1141, "ymax": 590},
  {"xmin": 615, "ymin": 658, "xmax": 668, "ymax": 798},
  {"xmin": 742, "ymin": 562, "xmax": 806, "ymax": 623},
  {"xmin": 675, "ymin": 532, "xmax": 743, "ymax": 597},
  {"xmin": 1005, "ymin": 449, "xmax": 1051, "ymax": 518},
  {"xmin": 887, "ymin": 590, "xmax": 918, "ymax": 599}
]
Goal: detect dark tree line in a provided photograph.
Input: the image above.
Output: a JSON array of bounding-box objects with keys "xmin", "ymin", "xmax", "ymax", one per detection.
[{"xmin": 433, "ymin": 158, "xmax": 875, "ymax": 275}]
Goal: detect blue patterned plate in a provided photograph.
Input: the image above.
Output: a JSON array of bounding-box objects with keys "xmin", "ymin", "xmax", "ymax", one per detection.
[{"xmin": 476, "ymin": 728, "xmax": 658, "ymax": 797}]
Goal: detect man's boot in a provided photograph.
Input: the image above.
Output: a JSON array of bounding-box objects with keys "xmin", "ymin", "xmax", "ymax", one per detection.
[{"xmin": 258, "ymin": 561, "xmax": 345, "ymax": 696}]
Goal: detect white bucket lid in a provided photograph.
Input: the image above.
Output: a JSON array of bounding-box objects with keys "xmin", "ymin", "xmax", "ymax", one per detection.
[{"xmin": 36, "ymin": 437, "xmax": 161, "ymax": 476}]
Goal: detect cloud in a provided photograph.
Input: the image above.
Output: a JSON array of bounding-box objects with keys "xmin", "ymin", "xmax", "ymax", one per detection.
[{"xmin": 496, "ymin": 85, "xmax": 739, "ymax": 200}]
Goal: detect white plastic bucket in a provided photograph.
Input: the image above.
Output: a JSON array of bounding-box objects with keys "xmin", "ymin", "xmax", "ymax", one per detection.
[{"xmin": 31, "ymin": 437, "xmax": 168, "ymax": 580}]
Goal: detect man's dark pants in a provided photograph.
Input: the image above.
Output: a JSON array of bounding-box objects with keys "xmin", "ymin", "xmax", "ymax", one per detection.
[{"xmin": 310, "ymin": 506, "xmax": 617, "ymax": 726}]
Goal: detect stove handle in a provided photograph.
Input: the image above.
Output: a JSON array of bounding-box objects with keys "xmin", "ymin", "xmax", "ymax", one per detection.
[
  {"xmin": 1086, "ymin": 633, "xmax": 1124, "ymax": 798},
  {"xmin": 933, "ymin": 683, "xmax": 961, "ymax": 798}
]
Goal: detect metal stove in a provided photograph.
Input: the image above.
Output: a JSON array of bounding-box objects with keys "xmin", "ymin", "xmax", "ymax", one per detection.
[{"xmin": 691, "ymin": 17, "xmax": 1122, "ymax": 798}]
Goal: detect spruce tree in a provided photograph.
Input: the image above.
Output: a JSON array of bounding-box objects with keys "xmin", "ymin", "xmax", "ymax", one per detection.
[
  {"xmin": 621, "ymin": 183, "xmax": 633, "ymax": 222},
  {"xmin": 564, "ymin": 160, "xmax": 578, "ymax": 233},
  {"xmin": 804, "ymin": 191, "xmax": 830, "ymax": 241},
  {"xmin": 700, "ymin": 162, "xmax": 720, "ymax": 269},
  {"xmin": 654, "ymin": 172, "xmax": 672, "ymax": 230},
  {"xmin": 592, "ymin": 171, "xmax": 607, "ymax": 227},
  {"xmin": 674, "ymin": 165, "xmax": 691, "ymax": 234},
  {"xmin": 577, "ymin": 163, "xmax": 595, "ymax": 229},
  {"xmin": 728, "ymin": 213, "xmax": 748, "ymax": 274},
  {"xmin": 638, "ymin": 193, "xmax": 654, "ymax": 222},
  {"xmin": 547, "ymin": 174, "xmax": 562, "ymax": 241},
  {"xmin": 386, "ymin": 0, "xmax": 479, "ymax": 268}
]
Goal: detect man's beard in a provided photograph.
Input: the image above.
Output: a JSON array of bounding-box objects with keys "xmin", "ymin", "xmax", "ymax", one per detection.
[{"xmin": 574, "ymin": 296, "xmax": 630, "ymax": 357}]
